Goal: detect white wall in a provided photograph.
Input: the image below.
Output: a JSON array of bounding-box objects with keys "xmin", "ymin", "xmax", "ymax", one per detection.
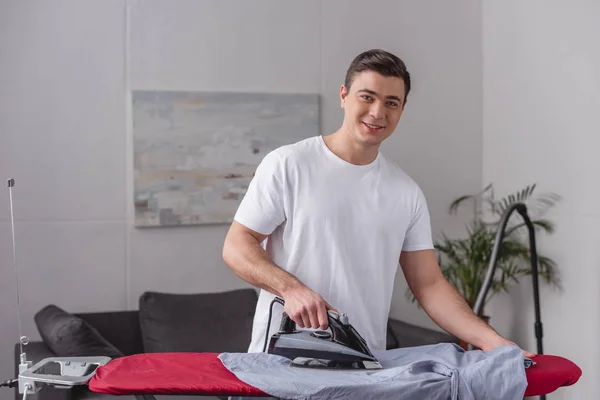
[
  {"xmin": 483, "ymin": 1, "xmax": 600, "ymax": 398},
  {"xmin": 0, "ymin": 0, "xmax": 482, "ymax": 396},
  {"xmin": 0, "ymin": 2, "xmax": 130, "ymax": 398}
]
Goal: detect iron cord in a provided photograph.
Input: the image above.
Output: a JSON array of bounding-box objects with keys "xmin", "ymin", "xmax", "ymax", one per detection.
[
  {"xmin": 263, "ymin": 296, "xmax": 286, "ymax": 352},
  {"xmin": 0, "ymin": 378, "xmax": 18, "ymax": 388}
]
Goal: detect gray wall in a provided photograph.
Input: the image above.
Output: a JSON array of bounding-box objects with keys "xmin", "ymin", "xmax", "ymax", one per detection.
[
  {"xmin": 0, "ymin": 0, "xmax": 482, "ymax": 396},
  {"xmin": 483, "ymin": 1, "xmax": 599, "ymax": 398}
]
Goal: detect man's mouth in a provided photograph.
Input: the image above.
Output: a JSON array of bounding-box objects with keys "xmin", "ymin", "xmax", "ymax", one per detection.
[{"xmin": 362, "ymin": 121, "xmax": 385, "ymax": 132}]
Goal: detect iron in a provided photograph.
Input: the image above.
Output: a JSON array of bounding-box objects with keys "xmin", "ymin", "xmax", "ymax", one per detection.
[{"xmin": 263, "ymin": 297, "xmax": 382, "ymax": 370}]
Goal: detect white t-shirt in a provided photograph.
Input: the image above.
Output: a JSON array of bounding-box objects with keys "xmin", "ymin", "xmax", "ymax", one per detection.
[{"xmin": 233, "ymin": 135, "xmax": 434, "ymax": 353}]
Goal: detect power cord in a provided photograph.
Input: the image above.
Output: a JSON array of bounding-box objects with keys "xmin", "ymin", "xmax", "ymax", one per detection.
[
  {"xmin": 262, "ymin": 297, "xmax": 286, "ymax": 352},
  {"xmin": 0, "ymin": 378, "xmax": 19, "ymax": 388}
]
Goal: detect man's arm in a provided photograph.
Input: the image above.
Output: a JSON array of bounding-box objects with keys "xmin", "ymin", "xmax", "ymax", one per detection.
[
  {"xmin": 223, "ymin": 221, "xmax": 301, "ymax": 297},
  {"xmin": 222, "ymin": 221, "xmax": 334, "ymax": 329},
  {"xmin": 400, "ymin": 249, "xmax": 535, "ymax": 356}
]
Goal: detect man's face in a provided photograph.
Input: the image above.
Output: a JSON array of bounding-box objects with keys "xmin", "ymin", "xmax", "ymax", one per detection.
[{"xmin": 340, "ymin": 70, "xmax": 406, "ymax": 147}]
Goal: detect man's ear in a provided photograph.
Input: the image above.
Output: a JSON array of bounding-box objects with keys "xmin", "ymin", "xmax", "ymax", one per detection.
[{"xmin": 340, "ymin": 84, "xmax": 348, "ymax": 108}]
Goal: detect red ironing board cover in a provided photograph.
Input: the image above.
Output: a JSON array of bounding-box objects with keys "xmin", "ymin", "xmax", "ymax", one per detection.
[
  {"xmin": 90, "ymin": 353, "xmax": 265, "ymax": 397},
  {"xmin": 88, "ymin": 352, "xmax": 581, "ymax": 397}
]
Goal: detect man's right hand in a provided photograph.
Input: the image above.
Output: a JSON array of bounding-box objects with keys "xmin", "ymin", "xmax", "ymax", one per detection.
[{"xmin": 281, "ymin": 285, "xmax": 337, "ymax": 330}]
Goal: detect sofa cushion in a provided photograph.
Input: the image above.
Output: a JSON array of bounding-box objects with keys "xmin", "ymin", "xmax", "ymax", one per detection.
[
  {"xmin": 34, "ymin": 305, "xmax": 124, "ymax": 359},
  {"xmin": 386, "ymin": 317, "xmax": 459, "ymax": 348},
  {"xmin": 139, "ymin": 289, "xmax": 257, "ymax": 354},
  {"xmin": 76, "ymin": 311, "xmax": 144, "ymax": 356}
]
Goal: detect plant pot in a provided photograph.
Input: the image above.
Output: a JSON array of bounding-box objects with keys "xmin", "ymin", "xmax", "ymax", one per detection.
[{"xmin": 459, "ymin": 315, "xmax": 490, "ymax": 351}]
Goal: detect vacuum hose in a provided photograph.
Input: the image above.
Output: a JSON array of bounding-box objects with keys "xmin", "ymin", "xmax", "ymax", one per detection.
[{"xmin": 470, "ymin": 202, "xmax": 544, "ymax": 357}]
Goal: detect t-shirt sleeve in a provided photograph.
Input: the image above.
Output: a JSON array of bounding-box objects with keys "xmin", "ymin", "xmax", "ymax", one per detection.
[
  {"xmin": 402, "ymin": 186, "xmax": 434, "ymax": 251},
  {"xmin": 233, "ymin": 151, "xmax": 286, "ymax": 235}
]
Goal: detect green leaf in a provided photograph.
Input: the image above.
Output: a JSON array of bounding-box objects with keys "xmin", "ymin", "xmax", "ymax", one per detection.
[
  {"xmin": 429, "ymin": 182, "xmax": 562, "ymax": 313},
  {"xmin": 449, "ymin": 195, "xmax": 475, "ymax": 214}
]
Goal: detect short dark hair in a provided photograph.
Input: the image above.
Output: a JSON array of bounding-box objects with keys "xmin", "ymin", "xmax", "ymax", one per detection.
[{"xmin": 344, "ymin": 49, "xmax": 411, "ymax": 104}]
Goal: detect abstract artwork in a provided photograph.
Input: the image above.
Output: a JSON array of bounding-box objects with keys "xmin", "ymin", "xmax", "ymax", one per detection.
[{"xmin": 132, "ymin": 90, "xmax": 320, "ymax": 227}]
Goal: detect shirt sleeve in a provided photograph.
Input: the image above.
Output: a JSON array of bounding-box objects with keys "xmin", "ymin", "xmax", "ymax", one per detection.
[
  {"xmin": 233, "ymin": 150, "xmax": 286, "ymax": 235},
  {"xmin": 402, "ymin": 186, "xmax": 434, "ymax": 251}
]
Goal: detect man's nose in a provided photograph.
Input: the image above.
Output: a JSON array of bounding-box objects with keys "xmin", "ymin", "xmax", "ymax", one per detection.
[{"xmin": 370, "ymin": 103, "xmax": 385, "ymax": 119}]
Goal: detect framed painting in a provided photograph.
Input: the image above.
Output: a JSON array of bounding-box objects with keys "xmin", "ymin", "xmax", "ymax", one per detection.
[{"xmin": 132, "ymin": 90, "xmax": 320, "ymax": 227}]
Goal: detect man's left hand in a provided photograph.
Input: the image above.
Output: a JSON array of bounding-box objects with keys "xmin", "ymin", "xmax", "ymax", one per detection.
[{"xmin": 480, "ymin": 334, "xmax": 537, "ymax": 358}]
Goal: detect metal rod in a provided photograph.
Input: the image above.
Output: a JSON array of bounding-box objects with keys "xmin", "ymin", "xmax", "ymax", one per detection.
[{"xmin": 7, "ymin": 179, "xmax": 26, "ymax": 358}]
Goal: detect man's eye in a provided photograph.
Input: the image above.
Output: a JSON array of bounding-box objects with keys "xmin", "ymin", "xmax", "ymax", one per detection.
[
  {"xmin": 361, "ymin": 95, "xmax": 372, "ymax": 101},
  {"xmin": 387, "ymin": 102, "xmax": 398, "ymax": 108}
]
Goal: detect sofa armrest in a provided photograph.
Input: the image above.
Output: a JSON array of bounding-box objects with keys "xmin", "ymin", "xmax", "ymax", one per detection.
[
  {"xmin": 12, "ymin": 342, "xmax": 141, "ymax": 400},
  {"xmin": 386, "ymin": 318, "xmax": 459, "ymax": 349}
]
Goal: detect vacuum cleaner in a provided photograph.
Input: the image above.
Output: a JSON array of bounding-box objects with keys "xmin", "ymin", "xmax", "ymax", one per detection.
[
  {"xmin": 470, "ymin": 202, "xmax": 544, "ymax": 356},
  {"xmin": 263, "ymin": 297, "xmax": 383, "ymax": 370},
  {"xmin": 470, "ymin": 202, "xmax": 547, "ymax": 400}
]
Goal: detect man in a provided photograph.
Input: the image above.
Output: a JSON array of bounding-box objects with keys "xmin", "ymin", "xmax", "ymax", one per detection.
[{"xmin": 222, "ymin": 48, "xmax": 534, "ymax": 358}]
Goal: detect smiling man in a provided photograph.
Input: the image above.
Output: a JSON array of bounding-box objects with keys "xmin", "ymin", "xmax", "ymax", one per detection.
[{"xmin": 222, "ymin": 49, "xmax": 533, "ymax": 358}]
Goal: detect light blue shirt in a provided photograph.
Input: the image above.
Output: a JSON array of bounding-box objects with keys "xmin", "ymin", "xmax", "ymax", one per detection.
[{"xmin": 219, "ymin": 342, "xmax": 534, "ymax": 400}]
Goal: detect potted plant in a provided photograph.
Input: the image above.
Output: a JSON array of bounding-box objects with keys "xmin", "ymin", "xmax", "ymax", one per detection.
[{"xmin": 406, "ymin": 183, "xmax": 562, "ymax": 340}]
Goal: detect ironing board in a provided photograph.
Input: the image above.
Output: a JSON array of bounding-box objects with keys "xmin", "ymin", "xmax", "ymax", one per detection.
[{"xmin": 88, "ymin": 352, "xmax": 581, "ymax": 398}]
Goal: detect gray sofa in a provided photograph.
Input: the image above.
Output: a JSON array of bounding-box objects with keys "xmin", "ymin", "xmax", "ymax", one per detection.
[{"xmin": 12, "ymin": 289, "xmax": 458, "ymax": 400}]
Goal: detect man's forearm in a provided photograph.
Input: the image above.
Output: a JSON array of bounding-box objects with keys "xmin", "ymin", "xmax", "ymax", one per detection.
[
  {"xmin": 416, "ymin": 277, "xmax": 501, "ymax": 349},
  {"xmin": 222, "ymin": 231, "xmax": 302, "ymax": 297}
]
